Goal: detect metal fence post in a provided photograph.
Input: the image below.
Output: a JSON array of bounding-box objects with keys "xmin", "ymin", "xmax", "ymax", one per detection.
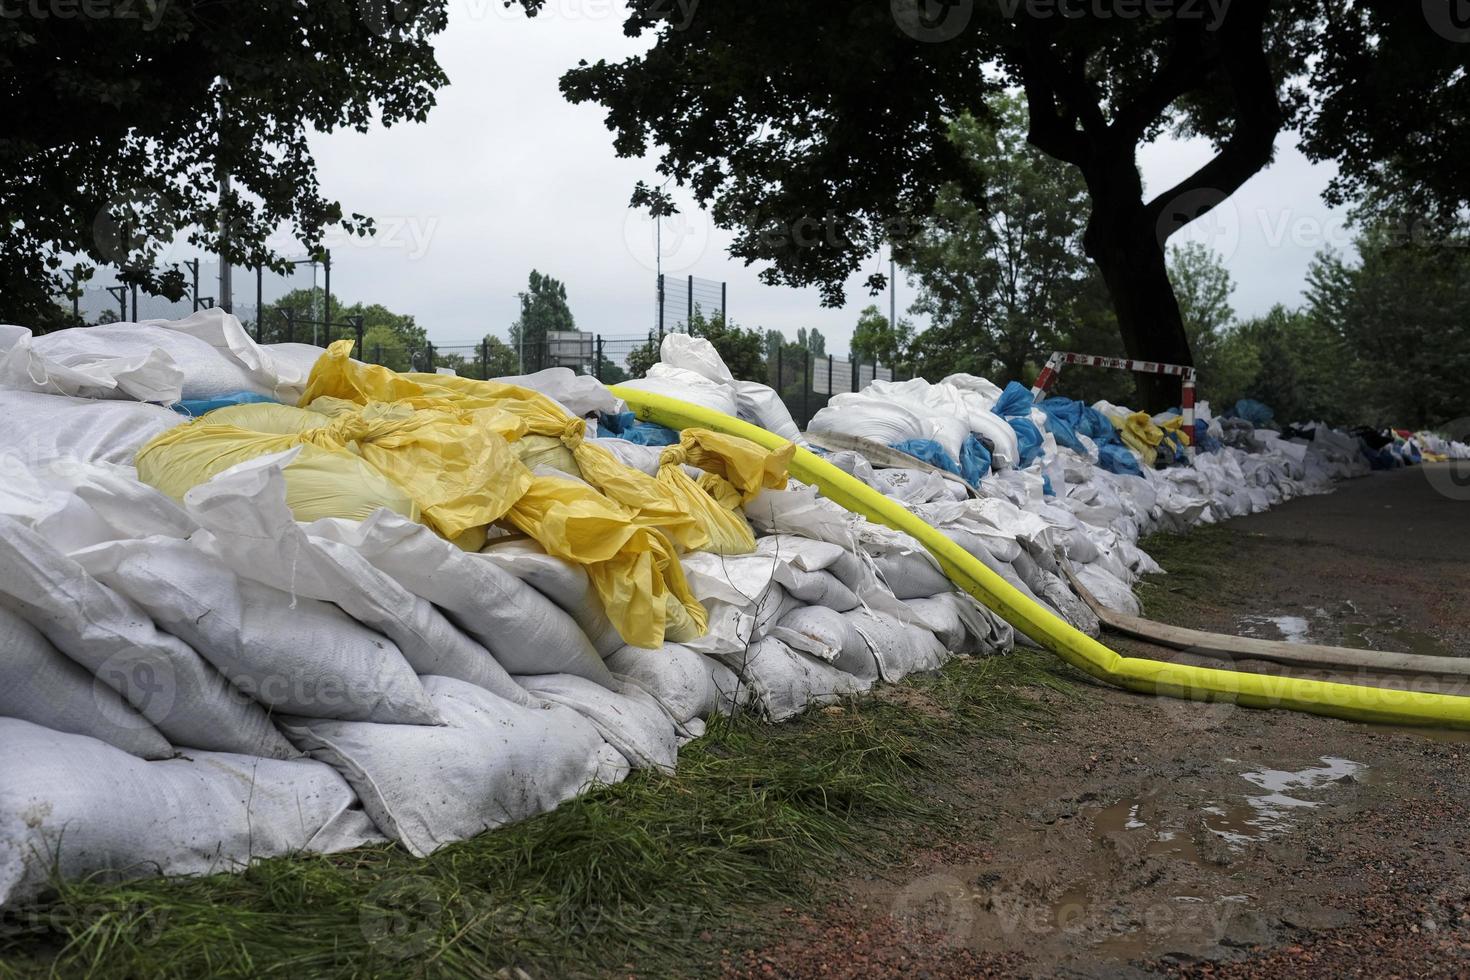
[
  {"xmin": 657, "ymin": 274, "xmax": 665, "ymax": 342},
  {"xmin": 322, "ymin": 251, "xmax": 332, "ymax": 327},
  {"xmin": 480, "ymin": 339, "xmax": 489, "ymax": 380},
  {"xmin": 427, "ymin": 341, "xmax": 435, "ymax": 371},
  {"xmin": 374, "ymin": 343, "xmax": 382, "ymax": 366},
  {"xmin": 687, "ymin": 274, "xmax": 693, "ymax": 331},
  {"xmin": 255, "ymin": 267, "xmax": 263, "ymax": 340},
  {"xmin": 284, "ymin": 308, "xmax": 294, "ymax": 343},
  {"xmin": 352, "ymin": 315, "xmax": 364, "ymax": 352},
  {"xmin": 805, "ymin": 352, "xmax": 817, "ymax": 429},
  {"xmin": 595, "ymin": 336, "xmax": 604, "ymax": 382},
  {"xmin": 851, "ymin": 355, "xmax": 858, "ymax": 393}
]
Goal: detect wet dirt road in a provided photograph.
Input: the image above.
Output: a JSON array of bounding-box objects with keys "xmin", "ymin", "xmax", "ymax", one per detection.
[{"xmin": 728, "ymin": 465, "xmax": 1470, "ymax": 978}]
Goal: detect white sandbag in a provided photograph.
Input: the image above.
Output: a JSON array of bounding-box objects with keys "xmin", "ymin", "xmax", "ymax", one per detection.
[
  {"xmin": 808, "ymin": 398, "xmax": 927, "ymax": 453},
  {"xmin": 732, "ymin": 379, "xmax": 803, "ymax": 443},
  {"xmin": 591, "ymin": 437, "xmax": 661, "ymax": 476},
  {"xmin": 0, "ymin": 324, "xmax": 27, "ymax": 352},
  {"xmin": 619, "ymin": 364, "xmax": 739, "ymax": 417},
  {"xmin": 605, "ymin": 643, "xmax": 722, "ymax": 724},
  {"xmin": 0, "ymin": 606, "xmax": 172, "ymax": 760},
  {"xmin": 716, "ymin": 637, "xmax": 870, "ymax": 723},
  {"xmin": 0, "ymin": 458, "xmax": 196, "ymax": 554},
  {"xmin": 848, "ymin": 610, "xmax": 947, "ymax": 682},
  {"xmin": 0, "ymin": 327, "xmax": 182, "ymax": 402},
  {"xmin": 495, "ymin": 366, "xmax": 624, "ymax": 419},
  {"xmin": 29, "ymin": 322, "xmax": 276, "ymax": 403},
  {"xmin": 0, "ymin": 389, "xmax": 184, "ymax": 465},
  {"xmin": 141, "ymin": 308, "xmax": 298, "ymax": 397},
  {"xmin": 0, "ymin": 516, "xmax": 296, "ymax": 758},
  {"xmin": 516, "ymin": 673, "xmax": 678, "ymax": 772},
  {"xmin": 281, "ymin": 675, "xmax": 622, "ymax": 857},
  {"xmin": 776, "ymin": 566, "xmax": 860, "ymax": 611},
  {"xmin": 74, "ymin": 536, "xmax": 440, "ymax": 725},
  {"xmin": 769, "ymin": 606, "xmax": 878, "ymax": 681},
  {"xmin": 1075, "ymin": 562, "xmax": 1142, "ymax": 616},
  {"xmin": 307, "ymin": 511, "xmax": 615, "ymax": 685},
  {"xmin": 183, "ymin": 453, "xmax": 530, "ymax": 704},
  {"xmin": 0, "ymin": 719, "xmax": 380, "ymax": 907},
  {"xmin": 478, "ymin": 537, "xmax": 622, "ymax": 658},
  {"xmin": 873, "ymin": 550, "xmax": 952, "ymax": 600},
  {"xmin": 905, "ymin": 592, "xmax": 1013, "ymax": 656}
]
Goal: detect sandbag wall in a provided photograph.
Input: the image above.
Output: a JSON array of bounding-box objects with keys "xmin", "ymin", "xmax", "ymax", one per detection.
[{"xmin": 0, "ymin": 311, "xmax": 1004, "ymax": 907}]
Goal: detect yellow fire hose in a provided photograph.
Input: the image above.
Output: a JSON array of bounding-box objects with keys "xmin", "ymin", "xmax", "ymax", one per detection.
[{"xmin": 612, "ymin": 386, "xmax": 1470, "ymax": 729}]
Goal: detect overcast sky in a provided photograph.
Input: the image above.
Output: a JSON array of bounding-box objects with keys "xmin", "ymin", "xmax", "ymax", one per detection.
[{"xmin": 300, "ymin": 2, "xmax": 1353, "ymax": 352}]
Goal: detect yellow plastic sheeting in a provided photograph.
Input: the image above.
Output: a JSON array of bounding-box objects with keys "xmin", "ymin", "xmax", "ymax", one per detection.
[
  {"xmin": 137, "ymin": 402, "xmax": 528, "ymax": 541},
  {"xmin": 1110, "ymin": 411, "xmax": 1165, "ymax": 468},
  {"xmin": 504, "ymin": 473, "xmax": 707, "ymax": 648},
  {"xmin": 301, "ymin": 341, "xmax": 794, "ymax": 555},
  {"xmin": 614, "ymin": 384, "xmax": 1470, "ymax": 730},
  {"xmin": 654, "ymin": 428, "xmax": 797, "ymax": 555}
]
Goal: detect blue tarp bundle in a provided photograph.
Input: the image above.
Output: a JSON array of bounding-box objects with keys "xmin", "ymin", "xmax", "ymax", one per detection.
[
  {"xmin": 171, "ymin": 391, "xmax": 277, "ymax": 417},
  {"xmin": 994, "ymin": 381, "xmax": 1045, "ymax": 468},
  {"xmin": 1228, "ymin": 399, "xmax": 1275, "ymax": 429},
  {"xmin": 598, "ymin": 411, "xmax": 680, "ymax": 447},
  {"xmin": 889, "ymin": 433, "xmax": 993, "ymax": 488},
  {"xmin": 1036, "ymin": 393, "xmax": 1145, "ymax": 477}
]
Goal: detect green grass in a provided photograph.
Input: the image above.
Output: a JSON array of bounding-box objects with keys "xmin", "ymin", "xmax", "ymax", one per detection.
[
  {"xmin": 1132, "ymin": 524, "xmax": 1255, "ymax": 623},
  {"xmin": 0, "ymin": 650, "xmax": 1074, "ymax": 980}
]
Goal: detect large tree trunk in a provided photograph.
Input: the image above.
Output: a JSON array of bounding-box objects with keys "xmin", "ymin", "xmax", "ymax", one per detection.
[
  {"xmin": 1081, "ymin": 161, "xmax": 1193, "ymax": 414},
  {"xmin": 1084, "ymin": 206, "xmax": 1193, "ymax": 413}
]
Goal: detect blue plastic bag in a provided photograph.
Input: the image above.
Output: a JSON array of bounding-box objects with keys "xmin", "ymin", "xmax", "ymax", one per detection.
[
  {"xmin": 959, "ymin": 434, "xmax": 992, "ymax": 486},
  {"xmin": 891, "ymin": 439, "xmax": 964, "ymax": 478},
  {"xmin": 171, "ymin": 391, "xmax": 278, "ymax": 418},
  {"xmin": 1097, "ymin": 442, "xmax": 1143, "ymax": 477}
]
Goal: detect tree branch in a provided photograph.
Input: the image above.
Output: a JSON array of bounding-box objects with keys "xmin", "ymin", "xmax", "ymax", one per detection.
[{"xmin": 1144, "ymin": 0, "xmax": 1283, "ymax": 232}]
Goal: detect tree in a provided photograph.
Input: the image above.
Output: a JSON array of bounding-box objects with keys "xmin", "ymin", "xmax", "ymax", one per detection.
[
  {"xmin": 904, "ymin": 99, "xmax": 1091, "ymax": 383},
  {"xmin": 1167, "ymin": 242, "xmax": 1240, "ymax": 393},
  {"xmin": 1, "ymin": 1, "xmax": 448, "ymax": 326},
  {"xmin": 795, "ymin": 328, "xmax": 826, "ymax": 357},
  {"xmin": 622, "ymin": 309, "xmax": 767, "ymax": 383},
  {"xmin": 850, "ymin": 304, "xmax": 914, "ymax": 371},
  {"xmin": 509, "ymin": 270, "xmax": 577, "ymax": 374},
  {"xmin": 1306, "ymin": 221, "xmax": 1470, "ymax": 428},
  {"xmin": 531, "ymin": 0, "xmax": 1463, "ymax": 409}
]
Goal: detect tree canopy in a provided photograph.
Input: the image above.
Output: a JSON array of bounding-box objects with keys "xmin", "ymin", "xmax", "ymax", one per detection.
[
  {"xmin": 529, "ymin": 0, "xmax": 1465, "ymax": 408},
  {"xmin": 509, "ymin": 270, "xmax": 577, "ymax": 374},
  {"xmin": 1, "ymin": 1, "xmax": 448, "ymax": 325}
]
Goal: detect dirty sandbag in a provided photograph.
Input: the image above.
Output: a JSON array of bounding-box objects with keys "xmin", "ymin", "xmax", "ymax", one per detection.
[
  {"xmin": 280, "ymin": 675, "xmax": 622, "ymax": 858},
  {"xmin": 0, "ymin": 516, "xmax": 296, "ymax": 759},
  {"xmin": 0, "ymin": 326, "xmax": 183, "ymax": 403},
  {"xmin": 478, "ymin": 537, "xmax": 623, "ymax": 658},
  {"xmin": 306, "ymin": 510, "xmax": 616, "ymax": 684},
  {"xmin": 74, "ymin": 536, "xmax": 441, "ymax": 725},
  {"xmin": 604, "ymin": 642, "xmax": 725, "ymax": 724},
  {"xmin": 0, "ymin": 719, "xmax": 381, "ymax": 908},
  {"xmin": 0, "ymin": 390, "xmax": 184, "ymax": 466},
  {"xmin": 516, "ymin": 673, "xmax": 679, "ymax": 772},
  {"xmin": 847, "ymin": 610, "xmax": 947, "ymax": 683},
  {"xmin": 768, "ymin": 606, "xmax": 878, "ymax": 682},
  {"xmin": 872, "ymin": 549, "xmax": 953, "ymax": 600},
  {"xmin": 716, "ymin": 637, "xmax": 870, "ymax": 723},
  {"xmin": 776, "ymin": 565, "xmax": 860, "ymax": 611},
  {"xmin": 183, "ymin": 453, "xmax": 530, "ymax": 705},
  {"xmin": 0, "ymin": 605, "xmax": 173, "ymax": 760}
]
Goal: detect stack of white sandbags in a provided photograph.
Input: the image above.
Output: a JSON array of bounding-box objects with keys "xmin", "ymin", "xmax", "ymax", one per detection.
[{"xmin": 1, "ymin": 314, "xmax": 1004, "ymax": 907}]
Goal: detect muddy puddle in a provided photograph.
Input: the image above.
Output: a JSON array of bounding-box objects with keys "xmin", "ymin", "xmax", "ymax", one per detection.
[
  {"xmin": 889, "ymin": 755, "xmax": 1373, "ymax": 963},
  {"xmin": 1236, "ymin": 601, "xmax": 1452, "ymax": 659}
]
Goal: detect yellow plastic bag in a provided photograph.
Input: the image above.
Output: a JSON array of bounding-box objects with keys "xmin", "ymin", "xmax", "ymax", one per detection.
[
  {"xmin": 505, "ymin": 473, "xmax": 707, "ymax": 649},
  {"xmin": 137, "ymin": 401, "xmax": 528, "ymax": 540},
  {"xmin": 1111, "ymin": 412, "xmax": 1165, "ymax": 469}
]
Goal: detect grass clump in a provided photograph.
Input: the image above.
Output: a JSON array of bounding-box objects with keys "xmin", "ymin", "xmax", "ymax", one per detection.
[{"xmin": 0, "ymin": 649, "xmax": 1071, "ymax": 979}]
